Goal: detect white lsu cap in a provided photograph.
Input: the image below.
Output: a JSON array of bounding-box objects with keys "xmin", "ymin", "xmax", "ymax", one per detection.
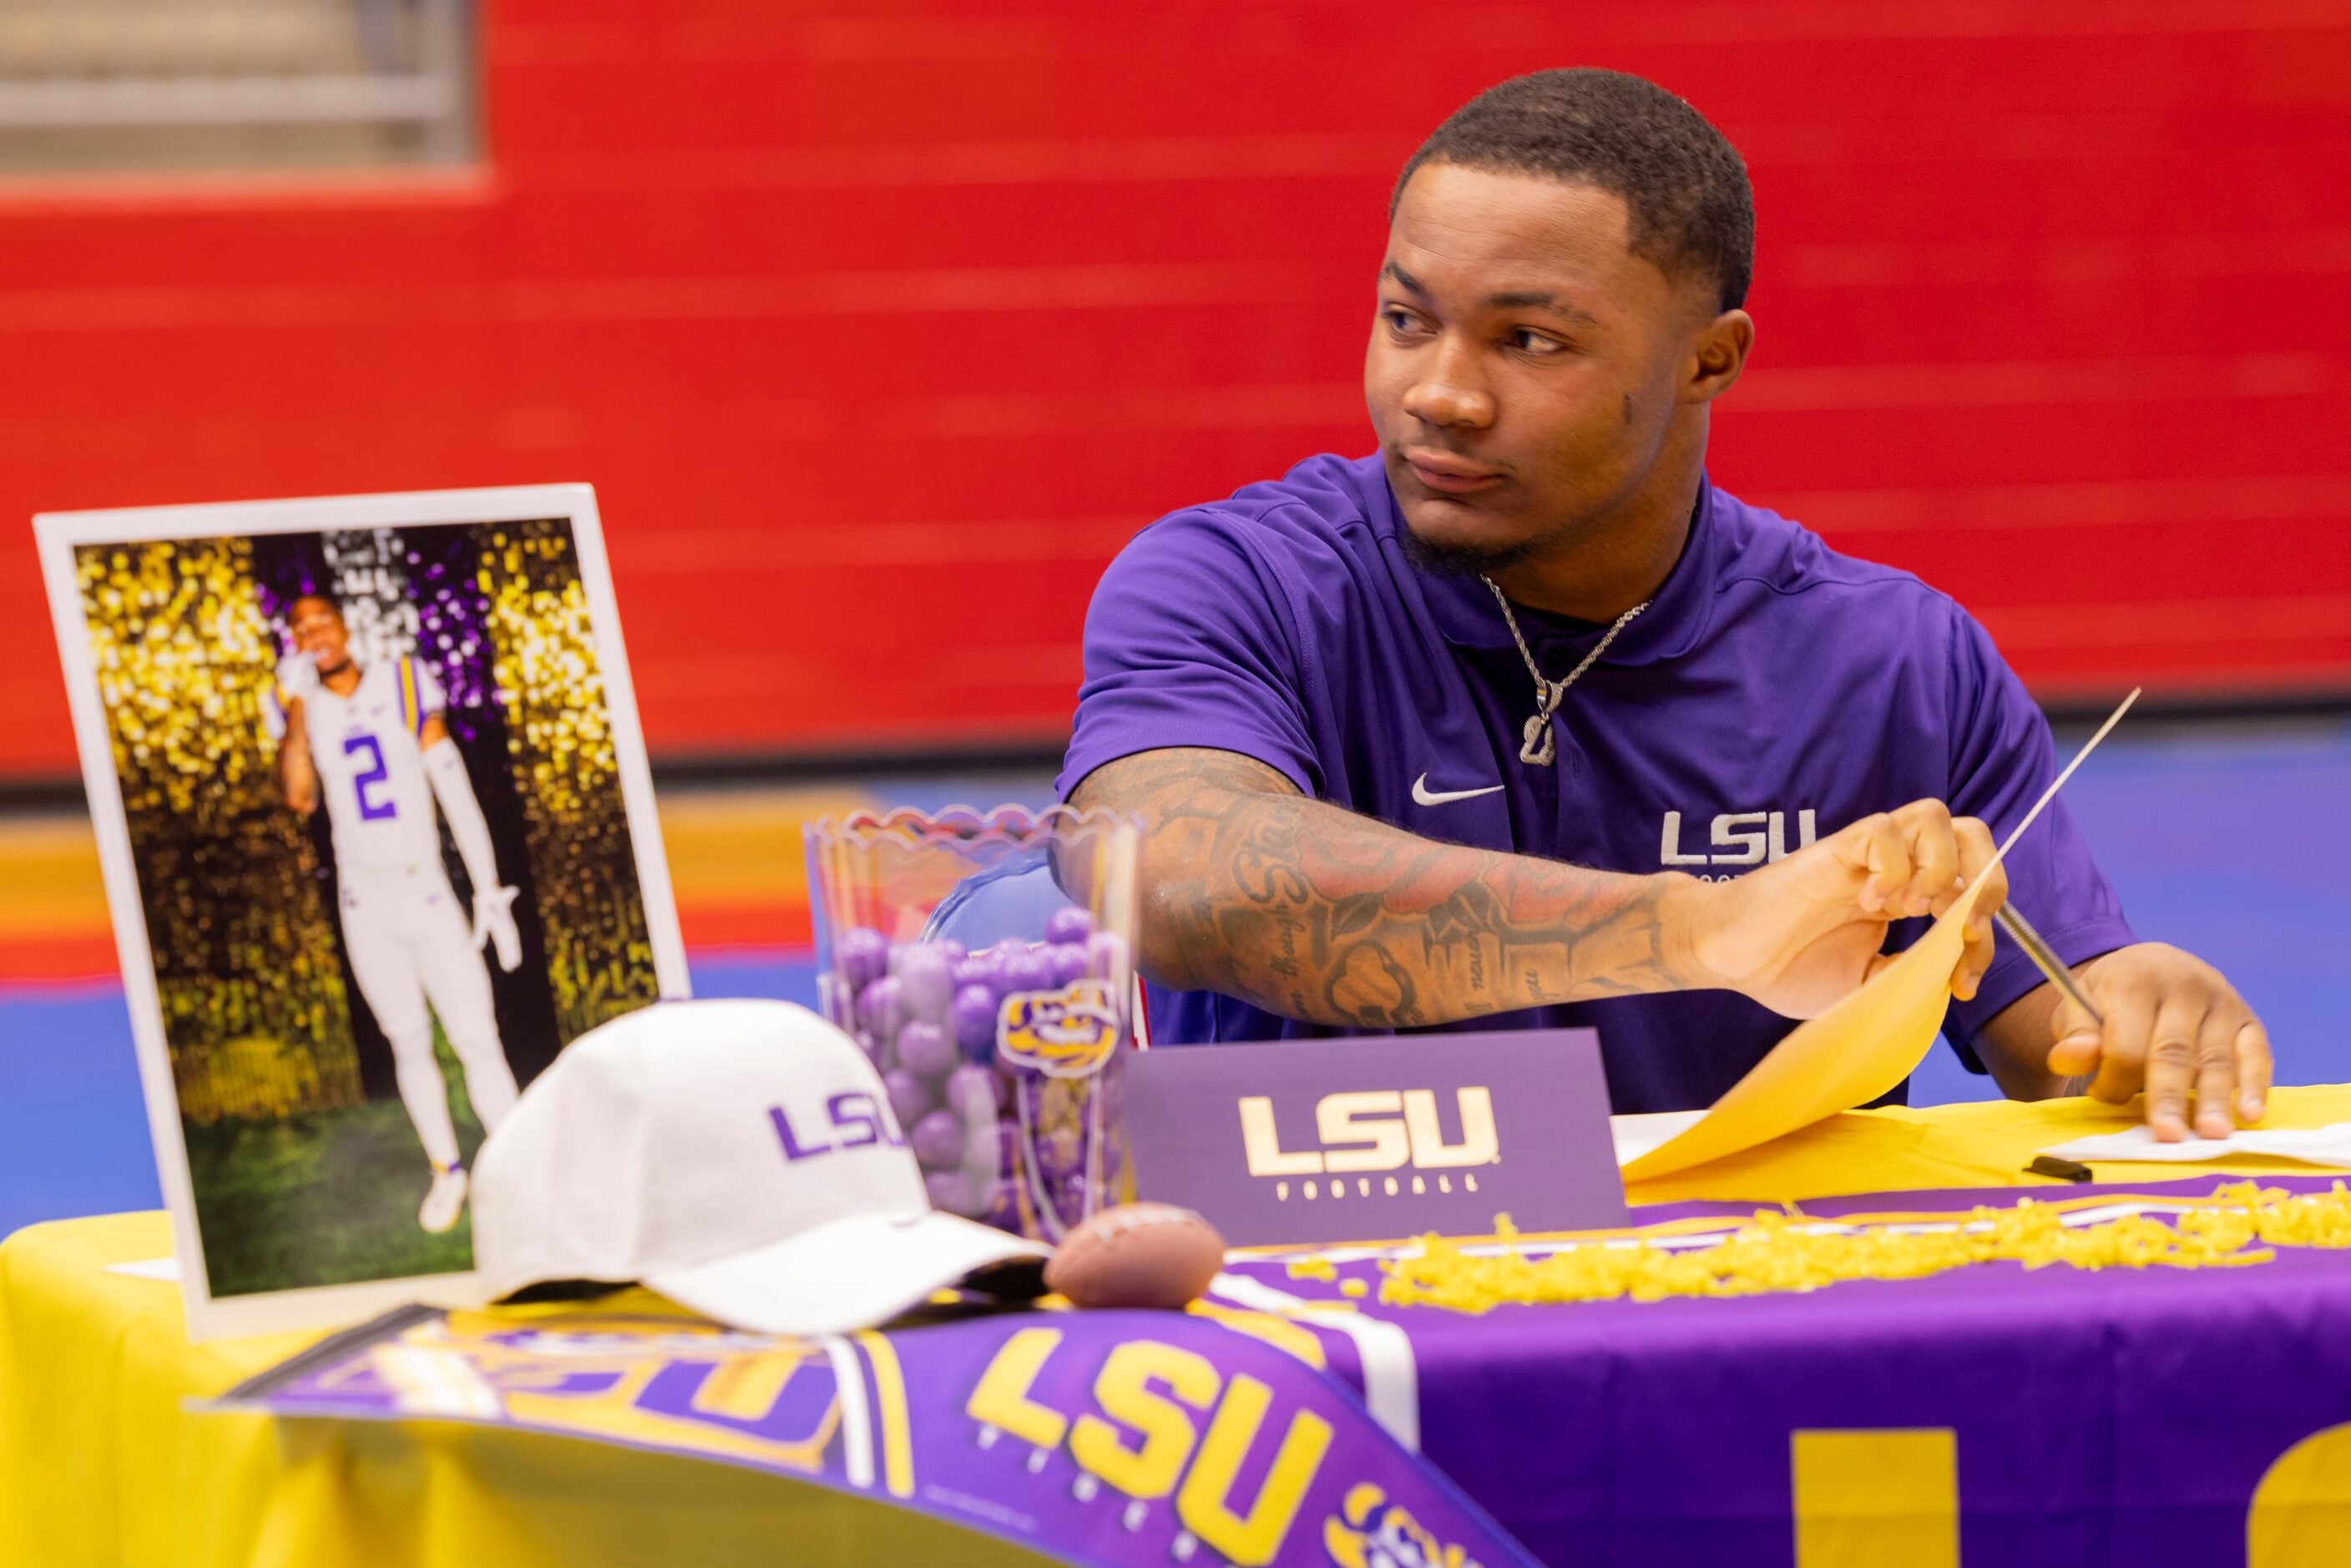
[{"xmin": 470, "ymin": 998, "xmax": 1048, "ymax": 1335}]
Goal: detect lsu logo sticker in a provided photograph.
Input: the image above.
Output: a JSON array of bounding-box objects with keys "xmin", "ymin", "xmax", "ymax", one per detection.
[
  {"xmin": 997, "ymin": 979, "xmax": 1120, "ymax": 1078},
  {"xmin": 1324, "ymin": 1481, "xmax": 1488, "ymax": 1568}
]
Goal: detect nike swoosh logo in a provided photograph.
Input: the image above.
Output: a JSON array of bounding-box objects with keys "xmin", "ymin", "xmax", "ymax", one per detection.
[{"xmin": 1412, "ymin": 773, "xmax": 1505, "ymax": 807}]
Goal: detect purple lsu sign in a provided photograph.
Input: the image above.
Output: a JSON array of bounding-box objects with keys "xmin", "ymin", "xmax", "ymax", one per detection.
[{"xmin": 1124, "ymin": 1029, "xmax": 1628, "ymax": 1247}]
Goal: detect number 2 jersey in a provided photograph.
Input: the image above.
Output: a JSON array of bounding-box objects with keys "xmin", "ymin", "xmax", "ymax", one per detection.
[{"xmin": 265, "ymin": 656, "xmax": 447, "ymax": 880}]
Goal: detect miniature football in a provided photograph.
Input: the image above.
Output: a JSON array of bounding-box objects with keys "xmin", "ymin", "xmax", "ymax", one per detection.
[{"xmin": 1044, "ymin": 1202, "xmax": 1227, "ymax": 1310}]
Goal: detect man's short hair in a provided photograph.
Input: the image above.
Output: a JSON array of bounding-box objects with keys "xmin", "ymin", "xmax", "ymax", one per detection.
[{"xmin": 1393, "ymin": 68, "xmax": 1755, "ymax": 314}]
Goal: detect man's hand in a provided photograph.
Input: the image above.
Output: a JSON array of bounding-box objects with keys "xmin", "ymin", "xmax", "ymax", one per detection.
[
  {"xmin": 472, "ymin": 883, "xmax": 523, "ymax": 972},
  {"xmin": 1676, "ymin": 800, "xmax": 2005, "ymax": 1019},
  {"xmin": 275, "ymin": 652, "xmax": 320, "ymax": 701},
  {"xmin": 2041, "ymin": 943, "xmax": 2269, "ymax": 1141}
]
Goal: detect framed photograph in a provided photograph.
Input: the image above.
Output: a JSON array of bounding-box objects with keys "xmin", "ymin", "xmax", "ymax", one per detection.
[{"xmin": 36, "ymin": 485, "xmax": 688, "ymax": 1340}]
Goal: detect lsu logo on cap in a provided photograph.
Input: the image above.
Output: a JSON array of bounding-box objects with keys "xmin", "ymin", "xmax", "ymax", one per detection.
[
  {"xmin": 769, "ymin": 1091, "xmax": 907, "ymax": 1162},
  {"xmin": 1323, "ymin": 1481, "xmax": 1487, "ymax": 1568},
  {"xmin": 997, "ymin": 979, "xmax": 1120, "ymax": 1078}
]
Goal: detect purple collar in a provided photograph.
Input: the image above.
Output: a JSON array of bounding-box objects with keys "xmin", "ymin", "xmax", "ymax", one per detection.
[{"xmin": 1388, "ymin": 472, "xmax": 1722, "ymax": 669}]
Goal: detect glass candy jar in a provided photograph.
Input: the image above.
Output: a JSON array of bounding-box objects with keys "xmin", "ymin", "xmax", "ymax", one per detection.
[{"xmin": 803, "ymin": 805, "xmax": 1139, "ymax": 1243}]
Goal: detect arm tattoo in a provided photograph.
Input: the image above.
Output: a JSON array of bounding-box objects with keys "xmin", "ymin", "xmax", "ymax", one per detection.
[{"xmin": 1070, "ymin": 747, "xmax": 1697, "ymax": 1029}]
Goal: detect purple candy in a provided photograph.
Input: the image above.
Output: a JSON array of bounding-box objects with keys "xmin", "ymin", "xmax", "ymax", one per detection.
[
  {"xmin": 924, "ymin": 1170, "xmax": 976, "ymax": 1216},
  {"xmin": 897, "ymin": 1019, "xmax": 958, "ymax": 1078},
  {"xmin": 911, "ymin": 1110, "xmax": 964, "ymax": 1171},
  {"xmin": 999, "ymin": 944, "xmax": 1054, "ymax": 996},
  {"xmin": 856, "ymin": 974, "xmax": 905, "ymax": 1039},
  {"xmin": 897, "ymin": 943, "xmax": 955, "ymax": 1022},
  {"xmin": 837, "ymin": 927, "xmax": 890, "ymax": 993},
  {"xmin": 883, "ymin": 1067, "xmax": 936, "ymax": 1129},
  {"xmin": 1048, "ymin": 941, "xmax": 1090, "ymax": 988},
  {"xmin": 932, "ymin": 937, "xmax": 968, "ymax": 965},
  {"xmin": 947, "ymin": 1060, "xmax": 1002, "ymax": 1120},
  {"xmin": 951, "ymin": 983, "xmax": 998, "ymax": 1056},
  {"xmin": 1085, "ymin": 928, "xmax": 1130, "ymax": 981},
  {"xmin": 1044, "ymin": 905, "xmax": 1095, "ymax": 946}
]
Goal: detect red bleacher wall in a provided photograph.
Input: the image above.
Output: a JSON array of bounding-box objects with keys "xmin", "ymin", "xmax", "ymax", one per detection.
[{"xmin": 3, "ymin": 1, "xmax": 2348, "ymax": 778}]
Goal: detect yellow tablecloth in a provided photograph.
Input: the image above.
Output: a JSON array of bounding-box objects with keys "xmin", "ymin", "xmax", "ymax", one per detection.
[{"xmin": 8, "ymin": 1086, "xmax": 2350, "ymax": 1567}]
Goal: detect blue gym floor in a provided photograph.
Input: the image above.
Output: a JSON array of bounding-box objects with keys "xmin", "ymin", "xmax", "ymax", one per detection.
[{"xmin": 5, "ymin": 722, "xmax": 2347, "ymax": 1239}]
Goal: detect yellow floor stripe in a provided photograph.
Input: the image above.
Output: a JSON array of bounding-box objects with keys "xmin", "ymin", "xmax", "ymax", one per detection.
[
  {"xmin": 0, "ymin": 817, "xmax": 109, "ymax": 937},
  {"xmin": 655, "ymin": 787, "xmax": 871, "ymax": 907}
]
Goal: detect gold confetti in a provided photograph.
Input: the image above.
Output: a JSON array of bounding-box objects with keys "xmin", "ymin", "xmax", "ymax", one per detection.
[
  {"xmin": 1373, "ymin": 1183, "xmax": 2351, "ymax": 1313},
  {"xmin": 477, "ymin": 518, "xmax": 655, "ymax": 1042},
  {"xmin": 77, "ymin": 536, "xmax": 363, "ymax": 1120}
]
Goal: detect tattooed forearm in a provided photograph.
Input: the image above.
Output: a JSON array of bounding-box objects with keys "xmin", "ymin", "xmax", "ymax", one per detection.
[{"xmin": 1070, "ymin": 747, "xmax": 1704, "ymax": 1028}]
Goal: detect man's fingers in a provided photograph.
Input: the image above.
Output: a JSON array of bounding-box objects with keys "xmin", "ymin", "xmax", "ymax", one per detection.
[
  {"xmin": 2045, "ymin": 991, "xmax": 2103, "ymax": 1078},
  {"xmin": 1957, "ymin": 818, "xmax": 2005, "ymax": 928},
  {"xmin": 2139, "ymin": 994, "xmax": 2207, "ymax": 1142},
  {"xmin": 2083, "ymin": 979, "xmax": 2156, "ymax": 1106},
  {"xmin": 2191, "ymin": 1009, "xmax": 2241, "ymax": 1141},
  {"xmin": 2034, "ymin": 946, "xmax": 2267, "ymax": 1135},
  {"xmin": 1888, "ymin": 800, "xmax": 1957, "ymax": 917},
  {"xmin": 1951, "ymin": 883, "xmax": 1997, "ymax": 1000},
  {"xmin": 1828, "ymin": 801, "xmax": 1969, "ymax": 918},
  {"xmin": 1836, "ymin": 813, "xmax": 1912, "ymax": 914},
  {"xmin": 1952, "ymin": 920, "xmax": 1990, "ymax": 1000},
  {"xmin": 1944, "ymin": 818, "xmax": 2002, "ymax": 999},
  {"xmin": 2235, "ymin": 1019, "xmax": 2273, "ymax": 1123}
]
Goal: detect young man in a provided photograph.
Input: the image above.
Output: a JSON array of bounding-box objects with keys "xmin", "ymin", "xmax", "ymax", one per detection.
[
  {"xmin": 1061, "ymin": 69, "xmax": 2268, "ymax": 1141},
  {"xmin": 267, "ymin": 594, "xmax": 524, "ymax": 1231}
]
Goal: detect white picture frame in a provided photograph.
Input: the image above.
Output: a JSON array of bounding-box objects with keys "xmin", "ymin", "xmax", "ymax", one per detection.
[{"xmin": 36, "ymin": 484, "xmax": 689, "ymax": 1341}]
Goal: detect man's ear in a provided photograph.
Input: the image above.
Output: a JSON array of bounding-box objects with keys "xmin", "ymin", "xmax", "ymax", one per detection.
[{"xmin": 1686, "ymin": 308, "xmax": 1753, "ymax": 404}]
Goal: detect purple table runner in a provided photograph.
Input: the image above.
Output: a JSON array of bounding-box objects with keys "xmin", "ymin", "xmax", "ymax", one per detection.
[
  {"xmin": 1221, "ymin": 1173, "xmax": 2351, "ymax": 1565},
  {"xmin": 218, "ymin": 1175, "xmax": 2351, "ymax": 1565}
]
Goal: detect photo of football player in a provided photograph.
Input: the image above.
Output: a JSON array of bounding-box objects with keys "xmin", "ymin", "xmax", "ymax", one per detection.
[{"xmin": 265, "ymin": 594, "xmax": 523, "ymax": 1234}]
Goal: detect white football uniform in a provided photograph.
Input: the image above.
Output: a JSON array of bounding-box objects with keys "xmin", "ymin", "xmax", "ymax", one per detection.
[
  {"xmin": 281, "ymin": 655, "xmax": 444, "ymax": 879},
  {"xmin": 268, "ymin": 655, "xmax": 518, "ymax": 1186}
]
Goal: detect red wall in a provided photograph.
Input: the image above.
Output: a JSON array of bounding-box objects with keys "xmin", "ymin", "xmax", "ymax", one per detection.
[{"xmin": 4, "ymin": 0, "xmax": 2348, "ymax": 778}]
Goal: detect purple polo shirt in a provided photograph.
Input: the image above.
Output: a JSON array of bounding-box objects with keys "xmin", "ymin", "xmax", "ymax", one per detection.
[{"xmin": 1057, "ymin": 452, "xmax": 2136, "ymax": 1113}]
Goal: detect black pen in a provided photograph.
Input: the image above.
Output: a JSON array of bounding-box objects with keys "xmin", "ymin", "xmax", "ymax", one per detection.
[{"xmin": 1992, "ymin": 902, "xmax": 2104, "ymax": 1029}]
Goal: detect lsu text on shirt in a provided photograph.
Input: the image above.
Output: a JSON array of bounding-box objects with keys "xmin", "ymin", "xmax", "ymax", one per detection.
[{"xmin": 1057, "ymin": 453, "xmax": 2136, "ymax": 1115}]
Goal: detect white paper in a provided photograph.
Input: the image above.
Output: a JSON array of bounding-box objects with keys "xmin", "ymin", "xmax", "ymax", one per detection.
[
  {"xmin": 103, "ymin": 1255, "xmax": 182, "ymax": 1282},
  {"xmin": 2039, "ymin": 1121, "xmax": 2351, "ymax": 1171},
  {"xmin": 1611, "ymin": 1110, "xmax": 1706, "ymax": 1167}
]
